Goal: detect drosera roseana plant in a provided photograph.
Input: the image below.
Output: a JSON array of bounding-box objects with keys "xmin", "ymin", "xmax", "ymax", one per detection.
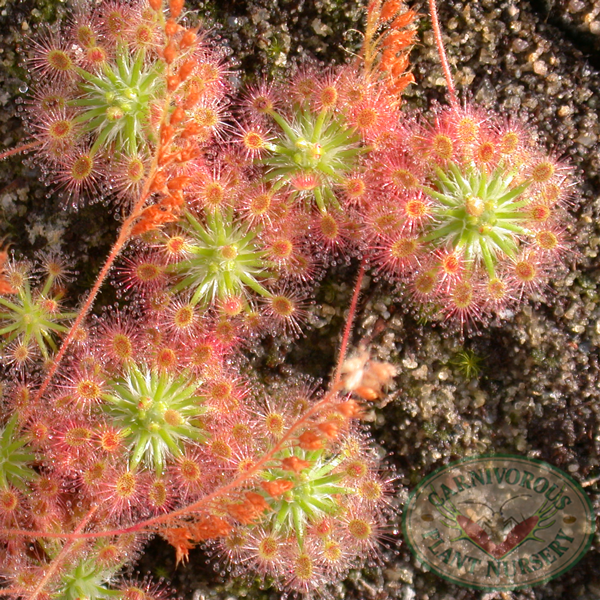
[
  {"xmin": 0, "ymin": 0, "xmax": 579, "ymax": 597},
  {"xmin": 364, "ymin": 105, "xmax": 574, "ymax": 328},
  {"xmin": 228, "ymin": 0, "xmax": 417, "ymax": 262},
  {"xmin": 237, "ymin": 0, "xmax": 417, "ymax": 216},
  {"xmin": 99, "ymin": 0, "xmax": 421, "ymax": 328},
  {"xmin": 361, "ymin": 0, "xmax": 574, "ymax": 330},
  {"xmin": 0, "ymin": 255, "xmax": 77, "ymax": 368},
  {"xmin": 0, "ymin": 0, "xmax": 414, "ymax": 598}
]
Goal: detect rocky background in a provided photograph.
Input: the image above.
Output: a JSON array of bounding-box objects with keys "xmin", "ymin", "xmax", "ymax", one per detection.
[{"xmin": 0, "ymin": 0, "xmax": 598, "ymax": 599}]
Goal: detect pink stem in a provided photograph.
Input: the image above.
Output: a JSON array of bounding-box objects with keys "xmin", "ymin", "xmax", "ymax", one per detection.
[
  {"xmin": 428, "ymin": 0, "xmax": 458, "ymax": 106},
  {"xmin": 32, "ymin": 184, "xmax": 153, "ymax": 405},
  {"xmin": 32, "ymin": 82, "xmax": 175, "ymax": 405},
  {"xmin": 29, "ymin": 506, "xmax": 98, "ymax": 600},
  {"xmin": 0, "ymin": 140, "xmax": 42, "ymax": 161},
  {"xmin": 333, "ymin": 259, "xmax": 366, "ymax": 389}
]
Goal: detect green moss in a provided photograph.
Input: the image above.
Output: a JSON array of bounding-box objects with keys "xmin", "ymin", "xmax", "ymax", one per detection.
[{"xmin": 450, "ymin": 348, "xmax": 484, "ymax": 379}]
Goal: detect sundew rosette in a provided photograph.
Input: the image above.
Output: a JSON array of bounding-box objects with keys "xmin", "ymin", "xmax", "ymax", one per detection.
[
  {"xmin": 23, "ymin": 0, "xmax": 228, "ymax": 206},
  {"xmin": 365, "ymin": 104, "xmax": 573, "ymax": 327},
  {"xmin": 211, "ymin": 402, "xmax": 392, "ymax": 595}
]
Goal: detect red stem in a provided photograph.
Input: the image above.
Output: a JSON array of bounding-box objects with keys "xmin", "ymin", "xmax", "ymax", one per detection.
[
  {"xmin": 428, "ymin": 0, "xmax": 458, "ymax": 106},
  {"xmin": 0, "ymin": 140, "xmax": 42, "ymax": 161},
  {"xmin": 333, "ymin": 259, "xmax": 365, "ymax": 389},
  {"xmin": 32, "ymin": 182, "xmax": 154, "ymax": 405},
  {"xmin": 29, "ymin": 506, "xmax": 98, "ymax": 600}
]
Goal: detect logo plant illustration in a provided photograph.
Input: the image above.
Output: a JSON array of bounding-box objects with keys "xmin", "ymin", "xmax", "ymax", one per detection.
[
  {"xmin": 0, "ymin": 0, "xmax": 576, "ymax": 597},
  {"xmin": 431, "ymin": 488, "xmax": 560, "ymax": 560}
]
